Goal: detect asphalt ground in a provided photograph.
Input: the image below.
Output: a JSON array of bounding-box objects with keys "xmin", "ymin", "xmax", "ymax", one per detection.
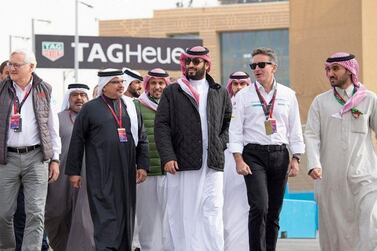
[{"xmin": 276, "ymin": 238, "xmax": 320, "ymax": 251}]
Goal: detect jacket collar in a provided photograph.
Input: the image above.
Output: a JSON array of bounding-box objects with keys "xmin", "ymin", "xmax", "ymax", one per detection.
[{"xmin": 205, "ymin": 74, "xmax": 221, "ymax": 90}]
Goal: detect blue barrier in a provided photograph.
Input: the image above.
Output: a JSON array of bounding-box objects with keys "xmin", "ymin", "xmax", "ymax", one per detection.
[
  {"xmin": 278, "ymin": 199, "xmax": 317, "ymax": 238},
  {"xmin": 278, "ymin": 185, "xmax": 318, "ymax": 238},
  {"xmin": 285, "ymin": 192, "xmax": 315, "ymax": 201}
]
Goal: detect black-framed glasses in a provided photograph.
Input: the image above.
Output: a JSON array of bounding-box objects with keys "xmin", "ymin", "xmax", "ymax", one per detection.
[
  {"xmin": 249, "ymin": 62, "xmax": 273, "ymax": 70},
  {"xmin": 185, "ymin": 57, "xmax": 204, "ymax": 66}
]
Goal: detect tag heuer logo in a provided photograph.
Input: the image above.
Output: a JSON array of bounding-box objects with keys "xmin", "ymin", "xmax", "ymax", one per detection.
[{"xmin": 42, "ymin": 42, "xmax": 64, "ymax": 62}]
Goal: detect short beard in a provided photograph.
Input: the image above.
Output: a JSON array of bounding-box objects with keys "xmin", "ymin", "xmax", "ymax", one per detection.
[
  {"xmin": 186, "ymin": 66, "xmax": 206, "ymax": 80},
  {"xmin": 330, "ymin": 78, "xmax": 348, "ymax": 88},
  {"xmin": 128, "ymin": 88, "xmax": 141, "ymax": 98}
]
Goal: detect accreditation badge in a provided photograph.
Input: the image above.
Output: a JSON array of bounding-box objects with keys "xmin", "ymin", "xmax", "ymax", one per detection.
[
  {"xmin": 10, "ymin": 113, "xmax": 22, "ymax": 132},
  {"xmin": 264, "ymin": 119, "xmax": 277, "ymax": 135},
  {"xmin": 118, "ymin": 128, "xmax": 128, "ymax": 143}
]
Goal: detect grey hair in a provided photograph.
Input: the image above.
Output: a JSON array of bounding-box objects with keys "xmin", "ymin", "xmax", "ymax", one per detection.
[
  {"xmin": 10, "ymin": 49, "xmax": 37, "ymax": 69},
  {"xmin": 251, "ymin": 47, "xmax": 278, "ymax": 65}
]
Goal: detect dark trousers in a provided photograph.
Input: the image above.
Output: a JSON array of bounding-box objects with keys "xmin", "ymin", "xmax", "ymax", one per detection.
[
  {"xmin": 14, "ymin": 186, "xmax": 49, "ymax": 251},
  {"xmin": 242, "ymin": 144, "xmax": 289, "ymax": 251}
]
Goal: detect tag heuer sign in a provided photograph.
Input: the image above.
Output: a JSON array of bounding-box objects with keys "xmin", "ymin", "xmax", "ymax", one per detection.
[
  {"xmin": 35, "ymin": 35, "xmax": 202, "ymax": 70},
  {"xmin": 42, "ymin": 42, "xmax": 64, "ymax": 62}
]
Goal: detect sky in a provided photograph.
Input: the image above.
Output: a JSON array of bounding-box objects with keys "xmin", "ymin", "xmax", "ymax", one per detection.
[{"xmin": 0, "ymin": 0, "xmax": 219, "ymax": 104}]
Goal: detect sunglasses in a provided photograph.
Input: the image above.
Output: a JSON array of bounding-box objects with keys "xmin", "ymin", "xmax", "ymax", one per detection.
[
  {"xmin": 249, "ymin": 62, "xmax": 273, "ymax": 70},
  {"xmin": 185, "ymin": 57, "xmax": 204, "ymax": 66}
]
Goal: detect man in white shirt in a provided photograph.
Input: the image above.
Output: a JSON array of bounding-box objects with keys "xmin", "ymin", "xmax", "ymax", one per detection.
[
  {"xmin": 228, "ymin": 47, "xmax": 305, "ymax": 251},
  {"xmin": 0, "ymin": 49, "xmax": 61, "ymax": 250}
]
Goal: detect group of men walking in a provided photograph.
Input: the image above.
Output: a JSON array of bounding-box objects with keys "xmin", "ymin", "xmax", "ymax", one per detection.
[{"xmin": 0, "ymin": 45, "xmax": 377, "ymax": 251}]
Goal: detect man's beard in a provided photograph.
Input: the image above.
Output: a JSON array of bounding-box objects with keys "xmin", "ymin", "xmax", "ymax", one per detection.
[
  {"xmin": 330, "ymin": 76, "xmax": 348, "ymax": 88},
  {"xmin": 129, "ymin": 88, "xmax": 141, "ymax": 98},
  {"xmin": 186, "ymin": 65, "xmax": 206, "ymax": 80}
]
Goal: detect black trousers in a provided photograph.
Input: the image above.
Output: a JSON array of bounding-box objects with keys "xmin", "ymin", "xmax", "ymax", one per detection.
[{"xmin": 242, "ymin": 144, "xmax": 289, "ymax": 251}]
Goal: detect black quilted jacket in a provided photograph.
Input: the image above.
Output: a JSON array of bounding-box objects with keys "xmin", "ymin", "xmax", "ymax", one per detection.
[{"xmin": 154, "ymin": 74, "xmax": 232, "ymax": 172}]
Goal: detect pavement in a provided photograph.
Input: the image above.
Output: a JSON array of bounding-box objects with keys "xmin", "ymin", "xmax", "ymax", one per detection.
[
  {"xmin": 276, "ymin": 238, "xmax": 320, "ymax": 251},
  {"xmin": 49, "ymin": 238, "xmax": 321, "ymax": 251}
]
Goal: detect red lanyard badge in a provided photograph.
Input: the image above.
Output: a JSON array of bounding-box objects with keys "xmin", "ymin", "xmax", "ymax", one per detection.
[
  {"xmin": 9, "ymin": 86, "xmax": 32, "ymax": 132},
  {"xmin": 101, "ymin": 96, "xmax": 127, "ymax": 142}
]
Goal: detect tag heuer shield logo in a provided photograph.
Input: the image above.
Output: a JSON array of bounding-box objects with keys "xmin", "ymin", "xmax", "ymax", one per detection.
[{"xmin": 42, "ymin": 42, "xmax": 64, "ymax": 62}]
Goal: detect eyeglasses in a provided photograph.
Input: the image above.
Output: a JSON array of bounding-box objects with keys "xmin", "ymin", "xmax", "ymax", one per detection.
[
  {"xmin": 108, "ymin": 80, "xmax": 125, "ymax": 85},
  {"xmin": 249, "ymin": 62, "xmax": 273, "ymax": 70},
  {"xmin": 185, "ymin": 57, "xmax": 204, "ymax": 66},
  {"xmin": 70, "ymin": 92, "xmax": 88, "ymax": 98},
  {"xmin": 7, "ymin": 62, "xmax": 28, "ymax": 69}
]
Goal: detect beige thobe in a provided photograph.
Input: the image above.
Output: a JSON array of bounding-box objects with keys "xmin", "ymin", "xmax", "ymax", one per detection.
[{"xmin": 305, "ymin": 89, "xmax": 377, "ymax": 251}]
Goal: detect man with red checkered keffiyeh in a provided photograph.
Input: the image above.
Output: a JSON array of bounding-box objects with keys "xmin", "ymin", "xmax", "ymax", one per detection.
[
  {"xmin": 305, "ymin": 52, "xmax": 377, "ymax": 251},
  {"xmin": 155, "ymin": 46, "xmax": 232, "ymax": 251}
]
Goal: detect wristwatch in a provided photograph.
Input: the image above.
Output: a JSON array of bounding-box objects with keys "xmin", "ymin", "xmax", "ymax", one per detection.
[
  {"xmin": 292, "ymin": 154, "xmax": 301, "ymax": 163},
  {"xmin": 50, "ymin": 159, "xmax": 60, "ymax": 164}
]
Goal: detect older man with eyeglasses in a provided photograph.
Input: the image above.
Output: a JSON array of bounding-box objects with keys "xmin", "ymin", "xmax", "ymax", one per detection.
[
  {"xmin": 0, "ymin": 49, "xmax": 61, "ymax": 250},
  {"xmin": 229, "ymin": 47, "xmax": 305, "ymax": 251}
]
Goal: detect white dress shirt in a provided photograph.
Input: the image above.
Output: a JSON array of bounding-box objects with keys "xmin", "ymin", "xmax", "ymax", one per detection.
[
  {"xmin": 228, "ymin": 80, "xmax": 305, "ymax": 155},
  {"xmin": 7, "ymin": 78, "xmax": 61, "ymax": 160}
]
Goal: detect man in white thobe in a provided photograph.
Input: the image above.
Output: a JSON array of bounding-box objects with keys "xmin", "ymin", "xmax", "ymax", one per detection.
[
  {"xmin": 305, "ymin": 52, "xmax": 377, "ymax": 251},
  {"xmin": 134, "ymin": 68, "xmax": 170, "ymax": 251},
  {"xmin": 223, "ymin": 71, "xmax": 250, "ymax": 251},
  {"xmin": 155, "ymin": 46, "xmax": 232, "ymax": 251}
]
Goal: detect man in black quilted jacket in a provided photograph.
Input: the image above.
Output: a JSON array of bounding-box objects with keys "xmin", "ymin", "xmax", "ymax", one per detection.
[{"xmin": 155, "ymin": 46, "xmax": 232, "ymax": 251}]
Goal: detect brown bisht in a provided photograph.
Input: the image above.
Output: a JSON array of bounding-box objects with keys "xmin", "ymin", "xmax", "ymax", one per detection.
[{"xmin": 45, "ymin": 110, "xmax": 95, "ymax": 251}]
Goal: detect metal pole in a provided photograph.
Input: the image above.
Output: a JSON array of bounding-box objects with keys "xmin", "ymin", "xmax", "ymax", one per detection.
[
  {"xmin": 74, "ymin": 0, "xmax": 79, "ymax": 82},
  {"xmin": 31, "ymin": 18, "xmax": 35, "ymax": 53},
  {"xmin": 31, "ymin": 19, "xmax": 51, "ymax": 57},
  {"xmin": 9, "ymin": 35, "xmax": 12, "ymax": 55}
]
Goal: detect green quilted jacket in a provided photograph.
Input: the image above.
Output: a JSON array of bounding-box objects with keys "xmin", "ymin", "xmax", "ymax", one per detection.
[{"xmin": 135, "ymin": 100, "xmax": 164, "ymax": 176}]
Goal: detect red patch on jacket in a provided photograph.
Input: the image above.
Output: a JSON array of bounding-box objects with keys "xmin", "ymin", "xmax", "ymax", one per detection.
[{"xmin": 37, "ymin": 92, "xmax": 46, "ymax": 98}]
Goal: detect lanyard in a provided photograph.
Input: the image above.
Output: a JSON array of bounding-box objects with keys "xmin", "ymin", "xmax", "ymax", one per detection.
[
  {"xmin": 333, "ymin": 86, "xmax": 360, "ymax": 115},
  {"xmin": 333, "ymin": 86, "xmax": 356, "ymax": 105},
  {"xmin": 10, "ymin": 86, "xmax": 32, "ymax": 114},
  {"xmin": 254, "ymin": 82, "xmax": 277, "ymax": 119},
  {"xmin": 101, "ymin": 95, "xmax": 123, "ymax": 128}
]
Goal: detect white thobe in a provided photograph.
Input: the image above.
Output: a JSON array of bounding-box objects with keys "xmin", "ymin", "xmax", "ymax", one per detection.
[
  {"xmin": 223, "ymin": 96, "xmax": 249, "ymax": 251},
  {"xmin": 135, "ymin": 176, "xmax": 167, "ymax": 251},
  {"xmin": 165, "ymin": 78, "xmax": 224, "ymax": 251},
  {"xmin": 305, "ymin": 88, "xmax": 377, "ymax": 251}
]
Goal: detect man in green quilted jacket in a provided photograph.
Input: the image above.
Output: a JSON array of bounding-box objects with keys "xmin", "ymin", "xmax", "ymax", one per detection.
[{"xmin": 134, "ymin": 68, "xmax": 170, "ymax": 251}]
